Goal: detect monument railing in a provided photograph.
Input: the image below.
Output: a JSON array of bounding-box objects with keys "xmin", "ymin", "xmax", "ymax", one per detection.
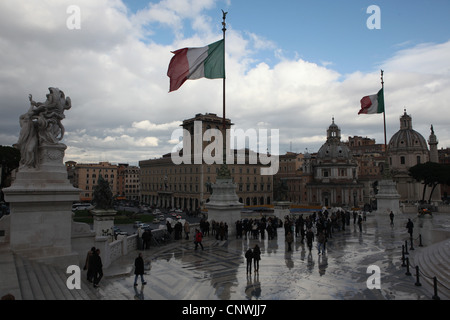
[{"xmin": 105, "ymin": 233, "xmax": 137, "ymax": 266}]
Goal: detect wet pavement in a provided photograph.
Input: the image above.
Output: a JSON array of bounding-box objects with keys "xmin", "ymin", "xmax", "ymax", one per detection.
[{"xmin": 99, "ymin": 211, "xmax": 450, "ymax": 300}]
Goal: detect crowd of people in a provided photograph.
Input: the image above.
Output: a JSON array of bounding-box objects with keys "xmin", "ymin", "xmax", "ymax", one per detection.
[
  {"xmin": 129, "ymin": 208, "xmax": 369, "ymax": 284},
  {"xmin": 80, "ymin": 207, "xmax": 421, "ymax": 294},
  {"xmin": 199, "ymin": 219, "xmax": 230, "ymax": 241},
  {"xmin": 156, "ymin": 208, "xmax": 368, "ymax": 257}
]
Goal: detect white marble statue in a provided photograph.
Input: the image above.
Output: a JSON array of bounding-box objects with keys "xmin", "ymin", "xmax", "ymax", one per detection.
[{"xmin": 16, "ymin": 87, "xmax": 71, "ymax": 168}]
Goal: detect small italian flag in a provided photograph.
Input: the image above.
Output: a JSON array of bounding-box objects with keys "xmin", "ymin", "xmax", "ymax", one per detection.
[
  {"xmin": 167, "ymin": 39, "xmax": 225, "ymax": 92},
  {"xmin": 358, "ymin": 88, "xmax": 385, "ymax": 114}
]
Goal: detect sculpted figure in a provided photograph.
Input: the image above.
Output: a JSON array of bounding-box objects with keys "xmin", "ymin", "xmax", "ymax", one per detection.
[{"xmin": 16, "ymin": 87, "xmax": 71, "ymax": 168}]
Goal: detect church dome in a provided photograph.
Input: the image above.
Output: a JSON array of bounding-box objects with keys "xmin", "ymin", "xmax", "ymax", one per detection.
[
  {"xmin": 388, "ymin": 110, "xmax": 428, "ymax": 154},
  {"xmin": 316, "ymin": 118, "xmax": 353, "ymax": 161}
]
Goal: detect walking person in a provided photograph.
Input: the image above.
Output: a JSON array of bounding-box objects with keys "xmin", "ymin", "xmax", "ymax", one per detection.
[
  {"xmin": 83, "ymin": 246, "xmax": 96, "ymax": 283},
  {"xmin": 133, "ymin": 253, "xmax": 147, "ymax": 286},
  {"xmin": 317, "ymin": 231, "xmax": 325, "ymax": 255},
  {"xmin": 92, "ymin": 249, "xmax": 103, "ymax": 288},
  {"xmin": 406, "ymin": 218, "xmax": 414, "ymax": 239},
  {"xmin": 194, "ymin": 229, "xmax": 204, "ymax": 250},
  {"xmin": 306, "ymin": 228, "xmax": 314, "ymax": 252},
  {"xmin": 389, "ymin": 211, "xmax": 394, "ymax": 226},
  {"xmin": 245, "ymin": 247, "xmax": 253, "ymax": 274},
  {"xmin": 184, "ymin": 220, "xmax": 190, "ymax": 240},
  {"xmin": 357, "ymin": 213, "xmax": 363, "ymax": 232},
  {"xmin": 253, "ymin": 244, "xmax": 261, "ymax": 272},
  {"xmin": 286, "ymin": 231, "xmax": 294, "ymax": 252},
  {"xmin": 142, "ymin": 229, "xmax": 151, "ymax": 250}
]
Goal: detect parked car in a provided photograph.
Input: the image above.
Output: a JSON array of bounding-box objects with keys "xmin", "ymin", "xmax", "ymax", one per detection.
[
  {"xmin": 72, "ymin": 203, "xmax": 94, "ymax": 211},
  {"xmin": 133, "ymin": 221, "xmax": 143, "ymax": 228},
  {"xmin": 113, "ymin": 226, "xmax": 128, "ymax": 236},
  {"xmin": 136, "ymin": 223, "xmax": 150, "ymax": 229}
]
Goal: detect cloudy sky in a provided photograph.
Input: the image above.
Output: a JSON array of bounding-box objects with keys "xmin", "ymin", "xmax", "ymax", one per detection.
[{"xmin": 1, "ymin": 0, "xmax": 449, "ymax": 166}]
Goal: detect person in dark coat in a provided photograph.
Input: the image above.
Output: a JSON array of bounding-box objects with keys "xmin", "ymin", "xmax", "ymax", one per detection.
[
  {"xmin": 83, "ymin": 246, "xmax": 96, "ymax": 282},
  {"xmin": 389, "ymin": 211, "xmax": 395, "ymax": 226},
  {"xmin": 306, "ymin": 228, "xmax": 314, "ymax": 252},
  {"xmin": 253, "ymin": 244, "xmax": 261, "ymax": 272},
  {"xmin": 357, "ymin": 214, "xmax": 363, "ymax": 232},
  {"xmin": 142, "ymin": 230, "xmax": 151, "ymax": 250},
  {"xmin": 245, "ymin": 247, "xmax": 253, "ymax": 274},
  {"xmin": 166, "ymin": 220, "xmax": 173, "ymax": 235},
  {"xmin": 92, "ymin": 249, "xmax": 103, "ymax": 288},
  {"xmin": 285, "ymin": 231, "xmax": 294, "ymax": 251},
  {"xmin": 134, "ymin": 253, "xmax": 147, "ymax": 286},
  {"xmin": 406, "ymin": 219, "xmax": 414, "ymax": 239}
]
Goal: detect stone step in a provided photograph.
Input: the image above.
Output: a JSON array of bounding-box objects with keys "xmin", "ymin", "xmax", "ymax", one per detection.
[
  {"xmin": 47, "ymin": 265, "xmax": 78, "ymax": 300},
  {"xmin": 424, "ymin": 241, "xmax": 449, "ymax": 280},
  {"xmin": 411, "ymin": 239, "xmax": 450, "ymax": 299},
  {"xmin": 437, "ymin": 239, "xmax": 450, "ymax": 261},
  {"xmin": 13, "ymin": 254, "xmax": 34, "ymax": 300},
  {"xmin": 30, "ymin": 260, "xmax": 57, "ymax": 300},
  {"xmin": 13, "ymin": 254, "xmax": 110, "ymax": 300},
  {"xmin": 18, "ymin": 256, "xmax": 46, "ymax": 300}
]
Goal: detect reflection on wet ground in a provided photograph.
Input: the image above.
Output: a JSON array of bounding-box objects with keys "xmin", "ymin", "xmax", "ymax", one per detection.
[{"xmin": 107, "ymin": 212, "xmax": 449, "ymax": 300}]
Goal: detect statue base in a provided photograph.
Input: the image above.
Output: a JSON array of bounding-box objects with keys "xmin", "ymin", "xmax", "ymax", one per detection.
[
  {"xmin": 205, "ymin": 178, "xmax": 243, "ymax": 237},
  {"xmin": 3, "ymin": 144, "xmax": 81, "ymax": 265},
  {"xmin": 374, "ymin": 179, "xmax": 401, "ymax": 215},
  {"xmin": 273, "ymin": 201, "xmax": 292, "ymax": 220},
  {"xmin": 92, "ymin": 209, "xmax": 117, "ymax": 241}
]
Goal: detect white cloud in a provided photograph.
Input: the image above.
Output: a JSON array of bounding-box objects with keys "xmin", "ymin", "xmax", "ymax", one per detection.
[
  {"xmin": 1, "ymin": 0, "xmax": 449, "ymax": 166},
  {"xmin": 132, "ymin": 120, "xmax": 182, "ymax": 131}
]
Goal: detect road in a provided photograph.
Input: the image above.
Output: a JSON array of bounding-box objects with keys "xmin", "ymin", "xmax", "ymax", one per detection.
[{"xmin": 113, "ymin": 207, "xmax": 203, "ymax": 236}]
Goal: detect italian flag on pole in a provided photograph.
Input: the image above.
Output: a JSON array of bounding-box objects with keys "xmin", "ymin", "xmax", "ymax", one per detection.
[
  {"xmin": 358, "ymin": 88, "xmax": 385, "ymax": 114},
  {"xmin": 167, "ymin": 39, "xmax": 225, "ymax": 92}
]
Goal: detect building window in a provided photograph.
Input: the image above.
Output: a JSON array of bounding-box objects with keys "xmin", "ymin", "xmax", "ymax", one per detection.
[
  {"xmin": 417, "ymin": 156, "xmax": 421, "ymax": 164},
  {"xmin": 400, "ymin": 156, "xmax": 405, "ymax": 165}
]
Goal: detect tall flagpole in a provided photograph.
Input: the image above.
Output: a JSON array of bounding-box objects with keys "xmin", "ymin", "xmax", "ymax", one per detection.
[
  {"xmin": 381, "ymin": 69, "xmax": 391, "ymax": 179},
  {"xmin": 381, "ymin": 69, "xmax": 387, "ymax": 155},
  {"xmin": 222, "ymin": 10, "xmax": 227, "ymax": 133},
  {"xmin": 217, "ymin": 9, "xmax": 231, "ymax": 179},
  {"xmin": 221, "ymin": 10, "xmax": 228, "ymax": 168}
]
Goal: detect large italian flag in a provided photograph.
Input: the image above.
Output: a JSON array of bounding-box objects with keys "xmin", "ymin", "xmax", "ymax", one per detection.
[
  {"xmin": 167, "ymin": 39, "xmax": 225, "ymax": 92},
  {"xmin": 358, "ymin": 88, "xmax": 385, "ymax": 114}
]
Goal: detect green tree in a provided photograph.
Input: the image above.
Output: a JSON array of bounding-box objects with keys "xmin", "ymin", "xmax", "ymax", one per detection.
[
  {"xmin": 92, "ymin": 175, "xmax": 114, "ymax": 209},
  {"xmin": 0, "ymin": 146, "xmax": 21, "ymax": 200},
  {"xmin": 409, "ymin": 162, "xmax": 450, "ymax": 203}
]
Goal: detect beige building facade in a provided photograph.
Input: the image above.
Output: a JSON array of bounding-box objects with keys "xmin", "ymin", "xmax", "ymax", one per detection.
[
  {"xmin": 66, "ymin": 161, "xmax": 118, "ymax": 202},
  {"xmin": 139, "ymin": 113, "xmax": 273, "ymax": 211},
  {"xmin": 117, "ymin": 164, "xmax": 140, "ymax": 202}
]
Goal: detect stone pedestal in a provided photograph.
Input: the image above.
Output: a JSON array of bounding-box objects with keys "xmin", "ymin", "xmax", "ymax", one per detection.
[
  {"xmin": 273, "ymin": 201, "xmax": 292, "ymax": 220},
  {"xmin": 3, "ymin": 144, "xmax": 81, "ymax": 266},
  {"xmin": 92, "ymin": 209, "xmax": 116, "ymax": 241},
  {"xmin": 375, "ymin": 179, "xmax": 401, "ymax": 215},
  {"xmin": 205, "ymin": 178, "xmax": 243, "ymax": 237}
]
